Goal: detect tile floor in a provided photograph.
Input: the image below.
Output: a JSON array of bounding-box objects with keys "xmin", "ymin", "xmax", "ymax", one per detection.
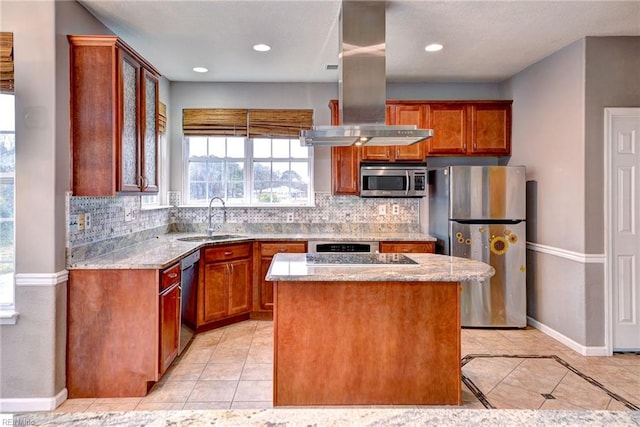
[{"xmin": 54, "ymin": 320, "xmax": 640, "ymax": 413}]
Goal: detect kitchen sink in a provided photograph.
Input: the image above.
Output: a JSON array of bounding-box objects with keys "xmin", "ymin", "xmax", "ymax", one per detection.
[{"xmin": 177, "ymin": 234, "xmax": 246, "ymax": 242}]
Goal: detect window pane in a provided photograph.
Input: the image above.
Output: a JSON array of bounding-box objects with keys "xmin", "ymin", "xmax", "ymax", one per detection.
[
  {"xmin": 0, "ymin": 95, "xmax": 15, "ymax": 132},
  {"xmin": 290, "ymin": 139, "xmax": 309, "ymax": 158},
  {"xmin": 209, "ymin": 137, "xmax": 226, "ymax": 158},
  {"xmin": 272, "ymin": 138, "xmax": 289, "ymax": 158},
  {"xmin": 0, "ymin": 134, "xmax": 15, "ymax": 173},
  {"xmin": 189, "ymin": 137, "xmax": 208, "ymax": 157},
  {"xmin": 253, "ymin": 138, "xmax": 271, "ymax": 158},
  {"xmin": 226, "ymin": 137, "xmax": 245, "ymax": 158}
]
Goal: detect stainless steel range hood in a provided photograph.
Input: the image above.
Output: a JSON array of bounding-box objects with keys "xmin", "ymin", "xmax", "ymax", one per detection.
[{"xmin": 301, "ymin": 1, "xmax": 433, "ymax": 147}]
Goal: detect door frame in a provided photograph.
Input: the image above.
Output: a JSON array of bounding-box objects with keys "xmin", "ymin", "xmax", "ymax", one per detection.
[{"xmin": 604, "ymin": 107, "xmax": 640, "ymax": 354}]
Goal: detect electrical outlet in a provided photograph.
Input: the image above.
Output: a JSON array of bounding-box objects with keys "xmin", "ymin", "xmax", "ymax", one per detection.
[
  {"xmin": 69, "ymin": 214, "xmax": 78, "ymax": 232},
  {"xmin": 392, "ymin": 204, "xmax": 400, "ymax": 215},
  {"xmin": 84, "ymin": 213, "xmax": 92, "ymax": 230},
  {"xmin": 286, "ymin": 212, "xmax": 294, "ymax": 223},
  {"xmin": 378, "ymin": 205, "xmax": 386, "ymax": 215},
  {"xmin": 124, "ymin": 207, "xmax": 133, "ymax": 222},
  {"xmin": 77, "ymin": 213, "xmax": 85, "ymax": 231}
]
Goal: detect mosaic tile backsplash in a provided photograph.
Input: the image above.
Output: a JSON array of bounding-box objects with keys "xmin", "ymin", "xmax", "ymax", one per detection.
[{"xmin": 67, "ymin": 192, "xmax": 421, "ymax": 261}]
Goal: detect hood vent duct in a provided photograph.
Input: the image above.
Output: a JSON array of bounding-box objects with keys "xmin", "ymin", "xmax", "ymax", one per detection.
[{"xmin": 301, "ymin": 1, "xmax": 433, "ymax": 147}]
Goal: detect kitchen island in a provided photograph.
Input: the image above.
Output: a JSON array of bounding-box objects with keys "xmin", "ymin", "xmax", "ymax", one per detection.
[{"xmin": 266, "ymin": 253, "xmax": 494, "ymax": 406}]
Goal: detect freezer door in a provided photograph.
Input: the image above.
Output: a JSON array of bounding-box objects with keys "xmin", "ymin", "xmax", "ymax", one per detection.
[
  {"xmin": 449, "ymin": 166, "xmax": 526, "ymax": 221},
  {"xmin": 450, "ymin": 221, "xmax": 527, "ymax": 327}
]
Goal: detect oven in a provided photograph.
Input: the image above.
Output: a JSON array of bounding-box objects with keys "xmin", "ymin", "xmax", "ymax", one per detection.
[{"xmin": 308, "ymin": 241, "xmax": 380, "ymax": 253}]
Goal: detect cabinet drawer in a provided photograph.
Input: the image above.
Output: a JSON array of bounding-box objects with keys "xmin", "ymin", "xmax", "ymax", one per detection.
[
  {"xmin": 260, "ymin": 242, "xmax": 307, "ymax": 257},
  {"xmin": 203, "ymin": 243, "xmax": 251, "ymax": 263},
  {"xmin": 379, "ymin": 241, "xmax": 435, "ymax": 254},
  {"xmin": 160, "ymin": 263, "xmax": 180, "ymax": 292}
]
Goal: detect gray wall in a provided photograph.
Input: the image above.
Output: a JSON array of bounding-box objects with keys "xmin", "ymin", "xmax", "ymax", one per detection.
[
  {"xmin": 503, "ymin": 36, "xmax": 640, "ymax": 348},
  {"xmin": 0, "ymin": 0, "xmax": 111, "ymax": 407}
]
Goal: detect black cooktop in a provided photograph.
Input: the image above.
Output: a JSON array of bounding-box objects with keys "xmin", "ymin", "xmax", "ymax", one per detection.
[{"xmin": 305, "ymin": 253, "xmax": 418, "ymax": 266}]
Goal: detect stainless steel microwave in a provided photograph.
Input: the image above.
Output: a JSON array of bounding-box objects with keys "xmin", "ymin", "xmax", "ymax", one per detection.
[{"xmin": 359, "ymin": 163, "xmax": 427, "ymax": 197}]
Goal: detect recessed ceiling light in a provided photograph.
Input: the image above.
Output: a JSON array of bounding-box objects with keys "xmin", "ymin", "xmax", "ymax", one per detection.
[
  {"xmin": 424, "ymin": 43, "xmax": 444, "ymax": 52},
  {"xmin": 253, "ymin": 43, "xmax": 271, "ymax": 52},
  {"xmin": 193, "ymin": 67, "xmax": 208, "ymax": 73}
]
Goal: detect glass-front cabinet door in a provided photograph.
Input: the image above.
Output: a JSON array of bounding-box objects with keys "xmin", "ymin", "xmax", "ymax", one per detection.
[
  {"xmin": 119, "ymin": 51, "xmax": 141, "ymax": 192},
  {"xmin": 141, "ymin": 70, "xmax": 158, "ymax": 192}
]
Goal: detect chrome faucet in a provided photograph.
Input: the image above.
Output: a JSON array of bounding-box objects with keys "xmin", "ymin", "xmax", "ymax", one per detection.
[{"xmin": 207, "ymin": 196, "xmax": 226, "ymax": 236}]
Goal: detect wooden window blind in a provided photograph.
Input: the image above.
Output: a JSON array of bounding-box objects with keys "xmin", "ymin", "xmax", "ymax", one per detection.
[
  {"xmin": 0, "ymin": 32, "xmax": 14, "ymax": 94},
  {"xmin": 182, "ymin": 108, "xmax": 313, "ymax": 138},
  {"xmin": 248, "ymin": 109, "xmax": 313, "ymax": 138},
  {"xmin": 158, "ymin": 102, "xmax": 167, "ymax": 134}
]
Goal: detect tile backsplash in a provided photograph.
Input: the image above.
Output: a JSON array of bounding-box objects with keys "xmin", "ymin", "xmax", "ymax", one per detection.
[{"xmin": 67, "ymin": 192, "xmax": 421, "ymax": 261}]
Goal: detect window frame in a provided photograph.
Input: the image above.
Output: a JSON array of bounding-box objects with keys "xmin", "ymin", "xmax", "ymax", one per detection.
[
  {"xmin": 183, "ymin": 135, "xmax": 314, "ymax": 207},
  {"xmin": 0, "ymin": 93, "xmax": 16, "ymax": 319}
]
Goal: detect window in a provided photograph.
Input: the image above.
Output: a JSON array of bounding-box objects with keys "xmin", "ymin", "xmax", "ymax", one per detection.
[
  {"xmin": 184, "ymin": 136, "xmax": 313, "ymax": 206},
  {"xmin": 0, "ymin": 93, "xmax": 15, "ymax": 309}
]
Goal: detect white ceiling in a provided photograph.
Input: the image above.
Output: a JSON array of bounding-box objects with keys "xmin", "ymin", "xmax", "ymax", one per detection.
[{"xmin": 78, "ymin": 0, "xmax": 640, "ymax": 84}]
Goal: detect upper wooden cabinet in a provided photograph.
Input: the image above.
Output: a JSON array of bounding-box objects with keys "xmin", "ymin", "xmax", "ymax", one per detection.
[
  {"xmin": 425, "ymin": 101, "xmax": 512, "ymax": 156},
  {"xmin": 329, "ymin": 100, "xmax": 361, "ymax": 195},
  {"xmin": 68, "ymin": 35, "xmax": 160, "ymax": 196},
  {"xmin": 361, "ymin": 104, "xmax": 428, "ymax": 162}
]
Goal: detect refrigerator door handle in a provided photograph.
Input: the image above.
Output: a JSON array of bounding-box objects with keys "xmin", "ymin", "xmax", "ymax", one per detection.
[{"xmin": 452, "ymin": 219, "xmax": 524, "ymax": 225}]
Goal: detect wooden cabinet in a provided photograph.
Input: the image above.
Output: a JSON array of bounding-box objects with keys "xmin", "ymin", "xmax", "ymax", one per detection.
[
  {"xmin": 254, "ymin": 241, "xmax": 307, "ymax": 312},
  {"xmin": 159, "ymin": 263, "xmax": 180, "ymax": 375},
  {"xmin": 379, "ymin": 241, "xmax": 436, "ymax": 253},
  {"xmin": 199, "ymin": 243, "xmax": 252, "ymax": 325},
  {"xmin": 68, "ymin": 35, "xmax": 160, "ymax": 196},
  {"xmin": 68, "ymin": 267, "xmax": 181, "ymax": 397},
  {"xmin": 362, "ymin": 104, "xmax": 428, "ymax": 162},
  {"xmin": 425, "ymin": 101, "xmax": 512, "ymax": 156},
  {"xmin": 329, "ymin": 100, "xmax": 361, "ymax": 195}
]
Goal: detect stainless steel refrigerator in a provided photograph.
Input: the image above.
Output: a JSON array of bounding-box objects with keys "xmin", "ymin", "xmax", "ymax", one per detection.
[{"xmin": 428, "ymin": 165, "xmax": 526, "ymax": 327}]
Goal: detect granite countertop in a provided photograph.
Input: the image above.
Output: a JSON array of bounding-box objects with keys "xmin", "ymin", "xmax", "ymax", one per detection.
[
  {"xmin": 14, "ymin": 408, "xmax": 640, "ymax": 427},
  {"xmin": 266, "ymin": 253, "xmax": 494, "ymax": 282},
  {"xmin": 67, "ymin": 232, "xmax": 437, "ymax": 270}
]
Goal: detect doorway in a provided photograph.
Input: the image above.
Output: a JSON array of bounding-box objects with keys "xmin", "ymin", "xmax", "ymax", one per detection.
[{"xmin": 605, "ymin": 107, "xmax": 640, "ymax": 352}]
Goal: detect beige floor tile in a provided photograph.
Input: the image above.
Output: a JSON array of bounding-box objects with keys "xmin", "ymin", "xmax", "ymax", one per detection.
[
  {"xmin": 210, "ymin": 346, "xmax": 250, "ymax": 363},
  {"xmin": 462, "ymin": 357, "xmax": 522, "ymax": 392},
  {"xmin": 486, "ymin": 381, "xmax": 546, "ymax": 409},
  {"xmin": 133, "ymin": 401, "xmax": 185, "ymax": 411},
  {"xmin": 86, "ymin": 398, "xmax": 141, "ymax": 412},
  {"xmin": 163, "ymin": 362, "xmax": 206, "ymax": 382},
  {"xmin": 231, "ymin": 400, "xmax": 273, "ymax": 409},
  {"xmin": 234, "ymin": 380, "xmax": 273, "ymax": 402},
  {"xmin": 180, "ymin": 347, "xmax": 215, "ymax": 364},
  {"xmin": 607, "ymin": 398, "xmax": 633, "ymax": 411},
  {"xmin": 241, "ymin": 363, "xmax": 273, "ymax": 381},
  {"xmin": 551, "ymin": 372, "xmax": 611, "ymax": 410},
  {"xmin": 53, "ymin": 398, "xmax": 95, "ymax": 413},
  {"xmin": 187, "ymin": 380, "xmax": 238, "ymax": 402},
  {"xmin": 600, "ymin": 382, "xmax": 640, "ymax": 407},
  {"xmin": 183, "ymin": 401, "xmax": 232, "ymax": 410},
  {"xmin": 200, "ymin": 362, "xmax": 244, "ymax": 381},
  {"xmin": 500, "ymin": 358, "xmax": 568, "ymax": 393},
  {"xmin": 143, "ymin": 381, "xmax": 196, "ymax": 403}
]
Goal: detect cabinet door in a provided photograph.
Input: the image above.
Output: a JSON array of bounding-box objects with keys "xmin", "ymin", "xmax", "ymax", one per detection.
[
  {"xmin": 118, "ymin": 50, "xmax": 142, "ymax": 192},
  {"xmin": 379, "ymin": 241, "xmax": 435, "ymax": 253},
  {"xmin": 202, "ymin": 262, "xmax": 228, "ymax": 322},
  {"xmin": 392, "ymin": 105, "xmax": 427, "ymax": 161},
  {"xmin": 426, "ymin": 103, "xmax": 467, "ymax": 155},
  {"xmin": 159, "ymin": 282, "xmax": 180, "ymax": 374},
  {"xmin": 260, "ymin": 257, "xmax": 274, "ymax": 310},
  {"xmin": 228, "ymin": 258, "xmax": 251, "ymax": 315},
  {"xmin": 469, "ymin": 103, "xmax": 511, "ymax": 155},
  {"xmin": 141, "ymin": 70, "xmax": 159, "ymax": 192},
  {"xmin": 331, "ymin": 146, "xmax": 360, "ymax": 195}
]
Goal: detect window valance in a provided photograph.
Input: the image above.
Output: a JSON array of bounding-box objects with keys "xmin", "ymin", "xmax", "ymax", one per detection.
[
  {"xmin": 0, "ymin": 32, "xmax": 14, "ymax": 94},
  {"xmin": 182, "ymin": 108, "xmax": 313, "ymax": 138}
]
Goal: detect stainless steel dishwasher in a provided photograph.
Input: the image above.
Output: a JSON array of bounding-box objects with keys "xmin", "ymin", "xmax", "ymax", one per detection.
[{"xmin": 180, "ymin": 250, "xmax": 200, "ymax": 354}]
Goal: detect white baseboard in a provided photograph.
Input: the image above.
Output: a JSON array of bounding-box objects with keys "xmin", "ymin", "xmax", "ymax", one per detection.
[
  {"xmin": 528, "ymin": 317, "xmax": 610, "ymax": 356},
  {"xmin": 0, "ymin": 388, "xmax": 67, "ymax": 412}
]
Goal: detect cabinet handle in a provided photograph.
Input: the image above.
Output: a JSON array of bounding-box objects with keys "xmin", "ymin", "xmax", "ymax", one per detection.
[
  {"xmin": 224, "ymin": 251, "xmax": 233, "ymax": 256},
  {"xmin": 167, "ymin": 273, "xmax": 178, "ymax": 279},
  {"xmin": 402, "ymin": 248, "xmax": 410, "ymax": 253},
  {"xmin": 140, "ymin": 175, "xmax": 147, "ymax": 191},
  {"xmin": 279, "ymin": 248, "xmax": 289, "ymax": 252},
  {"xmin": 473, "ymin": 142, "xmax": 477, "ymax": 150},
  {"xmin": 463, "ymin": 143, "xmax": 467, "ymax": 151}
]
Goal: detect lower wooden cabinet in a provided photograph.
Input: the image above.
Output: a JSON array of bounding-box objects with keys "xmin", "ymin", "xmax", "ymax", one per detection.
[
  {"xmin": 199, "ymin": 243, "xmax": 252, "ymax": 325},
  {"xmin": 254, "ymin": 241, "xmax": 307, "ymax": 312},
  {"xmin": 159, "ymin": 263, "xmax": 181, "ymax": 375},
  {"xmin": 68, "ymin": 268, "xmax": 174, "ymax": 397},
  {"xmin": 379, "ymin": 241, "xmax": 435, "ymax": 253}
]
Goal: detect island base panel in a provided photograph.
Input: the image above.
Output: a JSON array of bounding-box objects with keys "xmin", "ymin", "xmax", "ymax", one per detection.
[{"xmin": 274, "ymin": 280, "xmax": 461, "ymax": 406}]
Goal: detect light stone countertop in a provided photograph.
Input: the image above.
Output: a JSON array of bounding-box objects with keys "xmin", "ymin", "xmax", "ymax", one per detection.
[
  {"xmin": 14, "ymin": 408, "xmax": 640, "ymax": 426},
  {"xmin": 266, "ymin": 253, "xmax": 495, "ymax": 282},
  {"xmin": 67, "ymin": 232, "xmax": 437, "ymax": 270}
]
